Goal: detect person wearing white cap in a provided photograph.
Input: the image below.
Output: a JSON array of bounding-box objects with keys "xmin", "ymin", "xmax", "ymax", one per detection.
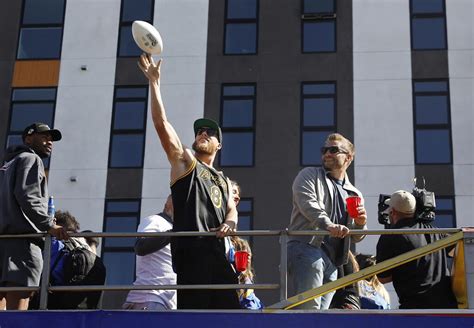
[{"xmin": 376, "ymin": 190, "xmax": 457, "ymax": 309}]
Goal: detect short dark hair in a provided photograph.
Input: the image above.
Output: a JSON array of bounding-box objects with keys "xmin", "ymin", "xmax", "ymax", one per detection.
[
  {"xmin": 55, "ymin": 210, "xmax": 80, "ymax": 232},
  {"xmin": 82, "ymin": 230, "xmax": 100, "ymax": 248}
]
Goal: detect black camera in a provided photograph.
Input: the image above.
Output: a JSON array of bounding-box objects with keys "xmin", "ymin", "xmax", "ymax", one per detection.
[{"xmin": 377, "ymin": 177, "xmax": 436, "ymax": 227}]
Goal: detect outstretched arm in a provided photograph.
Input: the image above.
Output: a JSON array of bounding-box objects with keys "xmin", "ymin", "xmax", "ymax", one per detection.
[{"xmin": 138, "ymin": 54, "xmax": 193, "ymax": 179}]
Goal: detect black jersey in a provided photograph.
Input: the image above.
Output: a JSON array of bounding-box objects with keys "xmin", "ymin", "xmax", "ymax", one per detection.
[{"xmin": 171, "ymin": 159, "xmax": 230, "ymax": 249}]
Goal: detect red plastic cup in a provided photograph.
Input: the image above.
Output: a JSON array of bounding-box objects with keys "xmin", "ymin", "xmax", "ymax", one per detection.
[
  {"xmin": 346, "ymin": 196, "xmax": 362, "ymax": 218},
  {"xmin": 234, "ymin": 251, "xmax": 249, "ymax": 272}
]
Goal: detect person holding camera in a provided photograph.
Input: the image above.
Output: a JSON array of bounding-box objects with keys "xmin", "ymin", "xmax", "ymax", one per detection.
[
  {"xmin": 376, "ymin": 190, "xmax": 457, "ymax": 309},
  {"xmin": 287, "ymin": 133, "xmax": 367, "ymax": 309}
]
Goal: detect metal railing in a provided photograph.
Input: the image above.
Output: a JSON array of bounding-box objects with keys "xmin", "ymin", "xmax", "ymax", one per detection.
[{"xmin": 0, "ymin": 228, "xmax": 464, "ymax": 310}]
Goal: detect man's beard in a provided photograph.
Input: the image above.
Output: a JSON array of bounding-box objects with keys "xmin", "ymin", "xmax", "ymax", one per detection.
[{"xmin": 192, "ymin": 140, "xmax": 215, "ymax": 155}]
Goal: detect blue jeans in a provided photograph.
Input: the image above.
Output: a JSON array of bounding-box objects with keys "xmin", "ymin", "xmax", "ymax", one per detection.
[{"xmin": 287, "ymin": 240, "xmax": 338, "ymax": 309}]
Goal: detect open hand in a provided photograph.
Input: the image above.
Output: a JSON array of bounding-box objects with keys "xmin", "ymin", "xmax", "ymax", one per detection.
[{"xmin": 138, "ymin": 53, "xmax": 162, "ymax": 83}]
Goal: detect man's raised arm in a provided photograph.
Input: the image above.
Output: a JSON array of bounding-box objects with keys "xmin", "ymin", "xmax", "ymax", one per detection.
[{"xmin": 138, "ymin": 54, "xmax": 193, "ymax": 178}]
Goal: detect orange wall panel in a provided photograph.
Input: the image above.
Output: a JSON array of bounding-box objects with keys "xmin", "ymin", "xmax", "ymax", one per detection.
[{"xmin": 12, "ymin": 60, "xmax": 60, "ymax": 87}]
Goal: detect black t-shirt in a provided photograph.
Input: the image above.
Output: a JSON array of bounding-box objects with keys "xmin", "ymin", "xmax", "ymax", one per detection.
[
  {"xmin": 171, "ymin": 159, "xmax": 230, "ymax": 252},
  {"xmin": 376, "ymin": 218, "xmax": 457, "ymax": 309}
]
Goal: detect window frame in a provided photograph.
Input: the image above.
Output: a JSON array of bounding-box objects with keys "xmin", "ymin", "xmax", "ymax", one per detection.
[
  {"xmin": 237, "ymin": 197, "xmax": 254, "ymax": 247},
  {"xmin": 223, "ymin": 0, "xmax": 259, "ymax": 55},
  {"xmin": 218, "ymin": 83, "xmax": 257, "ymax": 167},
  {"xmin": 409, "ymin": 0, "xmax": 447, "ymax": 51},
  {"xmin": 300, "ymin": 81, "xmax": 337, "ymax": 166},
  {"xmin": 101, "ymin": 199, "xmax": 141, "ymax": 285},
  {"xmin": 108, "ymin": 86, "xmax": 148, "ymax": 169},
  {"xmin": 117, "ymin": 0, "xmax": 155, "ymax": 58},
  {"xmin": 16, "ymin": 0, "xmax": 66, "ymax": 60},
  {"xmin": 412, "ymin": 79, "xmax": 453, "ymax": 165},
  {"xmin": 301, "ymin": 0, "xmax": 337, "ymax": 54},
  {"xmin": 5, "ymin": 87, "xmax": 59, "ymax": 169},
  {"xmin": 433, "ymin": 195, "xmax": 456, "ymax": 228}
]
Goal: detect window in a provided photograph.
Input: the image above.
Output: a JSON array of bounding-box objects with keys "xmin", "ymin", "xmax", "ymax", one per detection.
[
  {"xmin": 433, "ymin": 196, "xmax": 456, "ymax": 228},
  {"xmin": 118, "ymin": 0, "xmax": 154, "ymax": 57},
  {"xmin": 219, "ymin": 84, "xmax": 256, "ymax": 167},
  {"xmin": 413, "ymin": 80, "xmax": 452, "ymax": 164},
  {"xmin": 224, "ymin": 0, "xmax": 258, "ymax": 55},
  {"xmin": 109, "ymin": 86, "xmax": 148, "ymax": 168},
  {"xmin": 301, "ymin": 82, "xmax": 336, "ymax": 166},
  {"xmin": 237, "ymin": 198, "xmax": 253, "ymax": 245},
  {"xmin": 17, "ymin": 0, "xmax": 65, "ymax": 59},
  {"xmin": 410, "ymin": 0, "xmax": 447, "ymax": 50},
  {"xmin": 102, "ymin": 200, "xmax": 140, "ymax": 285},
  {"xmin": 6, "ymin": 88, "xmax": 58, "ymax": 167},
  {"xmin": 302, "ymin": 0, "xmax": 336, "ymax": 53}
]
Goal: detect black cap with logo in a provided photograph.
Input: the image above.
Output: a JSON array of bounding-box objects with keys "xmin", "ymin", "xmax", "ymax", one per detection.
[{"xmin": 22, "ymin": 123, "xmax": 62, "ymax": 142}]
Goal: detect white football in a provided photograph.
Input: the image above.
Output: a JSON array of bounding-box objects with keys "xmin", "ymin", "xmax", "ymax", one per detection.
[{"xmin": 132, "ymin": 20, "xmax": 163, "ymax": 55}]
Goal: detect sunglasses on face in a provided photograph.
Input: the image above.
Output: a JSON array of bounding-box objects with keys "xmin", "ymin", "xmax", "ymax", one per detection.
[
  {"xmin": 320, "ymin": 146, "xmax": 349, "ymax": 155},
  {"xmin": 196, "ymin": 127, "xmax": 218, "ymax": 138}
]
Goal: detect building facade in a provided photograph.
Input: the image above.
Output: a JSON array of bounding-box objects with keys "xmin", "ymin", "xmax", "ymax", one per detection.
[{"xmin": 0, "ymin": 0, "xmax": 472, "ymax": 307}]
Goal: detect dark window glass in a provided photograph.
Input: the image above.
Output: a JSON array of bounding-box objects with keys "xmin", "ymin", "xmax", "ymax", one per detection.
[
  {"xmin": 412, "ymin": 18, "xmax": 446, "ymax": 50},
  {"xmin": 413, "ymin": 80, "xmax": 452, "ymax": 164},
  {"xmin": 6, "ymin": 135, "xmax": 23, "ymax": 148},
  {"xmin": 109, "ymin": 87, "xmax": 147, "ymax": 168},
  {"xmin": 225, "ymin": 23, "xmax": 257, "ymax": 55},
  {"xmin": 113, "ymin": 102, "xmax": 146, "ymax": 130},
  {"xmin": 116, "ymin": 88, "xmax": 148, "ymax": 99},
  {"xmin": 415, "ymin": 95, "xmax": 448, "ymax": 125},
  {"xmin": 12, "ymin": 89, "xmax": 56, "ymax": 101},
  {"xmin": 303, "ymin": 0, "xmax": 335, "ymax": 13},
  {"xmin": 301, "ymin": 82, "xmax": 336, "ymax": 166},
  {"xmin": 220, "ymin": 132, "xmax": 254, "ymax": 166},
  {"xmin": 237, "ymin": 198, "xmax": 253, "ymax": 244},
  {"xmin": 107, "ymin": 201, "xmax": 141, "ymax": 213},
  {"xmin": 416, "ymin": 129, "xmax": 451, "ymax": 163},
  {"xmin": 118, "ymin": 25, "xmax": 142, "ymax": 57},
  {"xmin": 303, "ymin": 84, "xmax": 336, "ymax": 95},
  {"xmin": 223, "ymin": 85, "xmax": 255, "ymax": 96},
  {"xmin": 411, "ymin": 0, "xmax": 444, "ymax": 14},
  {"xmin": 110, "ymin": 134, "xmax": 145, "ymax": 167},
  {"xmin": 22, "ymin": 0, "xmax": 65, "ymax": 24},
  {"xmin": 238, "ymin": 199, "xmax": 252, "ymax": 212},
  {"xmin": 224, "ymin": 0, "xmax": 258, "ymax": 55},
  {"xmin": 104, "ymin": 216, "xmax": 138, "ymax": 247},
  {"xmin": 6, "ymin": 88, "xmax": 57, "ymax": 156},
  {"xmin": 103, "ymin": 252, "xmax": 136, "ymax": 285},
  {"xmin": 303, "ymin": 98, "xmax": 335, "ymax": 126},
  {"xmin": 220, "ymin": 84, "xmax": 256, "ymax": 167},
  {"xmin": 433, "ymin": 196, "xmax": 455, "ymax": 228},
  {"xmin": 410, "ymin": 0, "xmax": 446, "ymax": 50},
  {"xmin": 414, "ymin": 81, "xmax": 447, "ymax": 93},
  {"xmin": 18, "ymin": 27, "xmax": 63, "ymax": 59},
  {"xmin": 222, "ymin": 100, "xmax": 254, "ymax": 127},
  {"xmin": 10, "ymin": 103, "xmax": 54, "ymax": 131},
  {"xmin": 302, "ymin": 131, "xmax": 330, "ymax": 166},
  {"xmin": 118, "ymin": 0, "xmax": 153, "ymax": 57},
  {"xmin": 121, "ymin": 0, "xmax": 153, "ymax": 22},
  {"xmin": 227, "ymin": 0, "xmax": 257, "ymax": 19},
  {"xmin": 303, "ymin": 21, "xmax": 336, "ymax": 53},
  {"xmin": 102, "ymin": 199, "xmax": 140, "ymax": 285}
]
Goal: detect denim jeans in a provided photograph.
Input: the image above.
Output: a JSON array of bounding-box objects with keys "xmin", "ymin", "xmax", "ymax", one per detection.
[{"xmin": 287, "ymin": 240, "xmax": 338, "ymax": 309}]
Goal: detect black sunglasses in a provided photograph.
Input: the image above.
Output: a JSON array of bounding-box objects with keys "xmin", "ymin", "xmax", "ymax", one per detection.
[
  {"xmin": 320, "ymin": 146, "xmax": 349, "ymax": 155},
  {"xmin": 196, "ymin": 127, "xmax": 218, "ymax": 138}
]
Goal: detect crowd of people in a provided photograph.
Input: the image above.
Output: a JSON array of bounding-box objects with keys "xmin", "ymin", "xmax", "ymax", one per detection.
[{"xmin": 0, "ymin": 53, "xmax": 459, "ymax": 311}]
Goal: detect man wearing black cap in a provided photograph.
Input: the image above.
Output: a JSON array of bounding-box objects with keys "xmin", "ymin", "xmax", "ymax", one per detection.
[
  {"xmin": 138, "ymin": 54, "xmax": 240, "ymax": 309},
  {"xmin": 0, "ymin": 123, "xmax": 68, "ymax": 310}
]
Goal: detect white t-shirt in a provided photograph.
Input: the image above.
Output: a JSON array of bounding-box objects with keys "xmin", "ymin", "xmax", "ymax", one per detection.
[{"xmin": 125, "ymin": 214, "xmax": 177, "ymax": 309}]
